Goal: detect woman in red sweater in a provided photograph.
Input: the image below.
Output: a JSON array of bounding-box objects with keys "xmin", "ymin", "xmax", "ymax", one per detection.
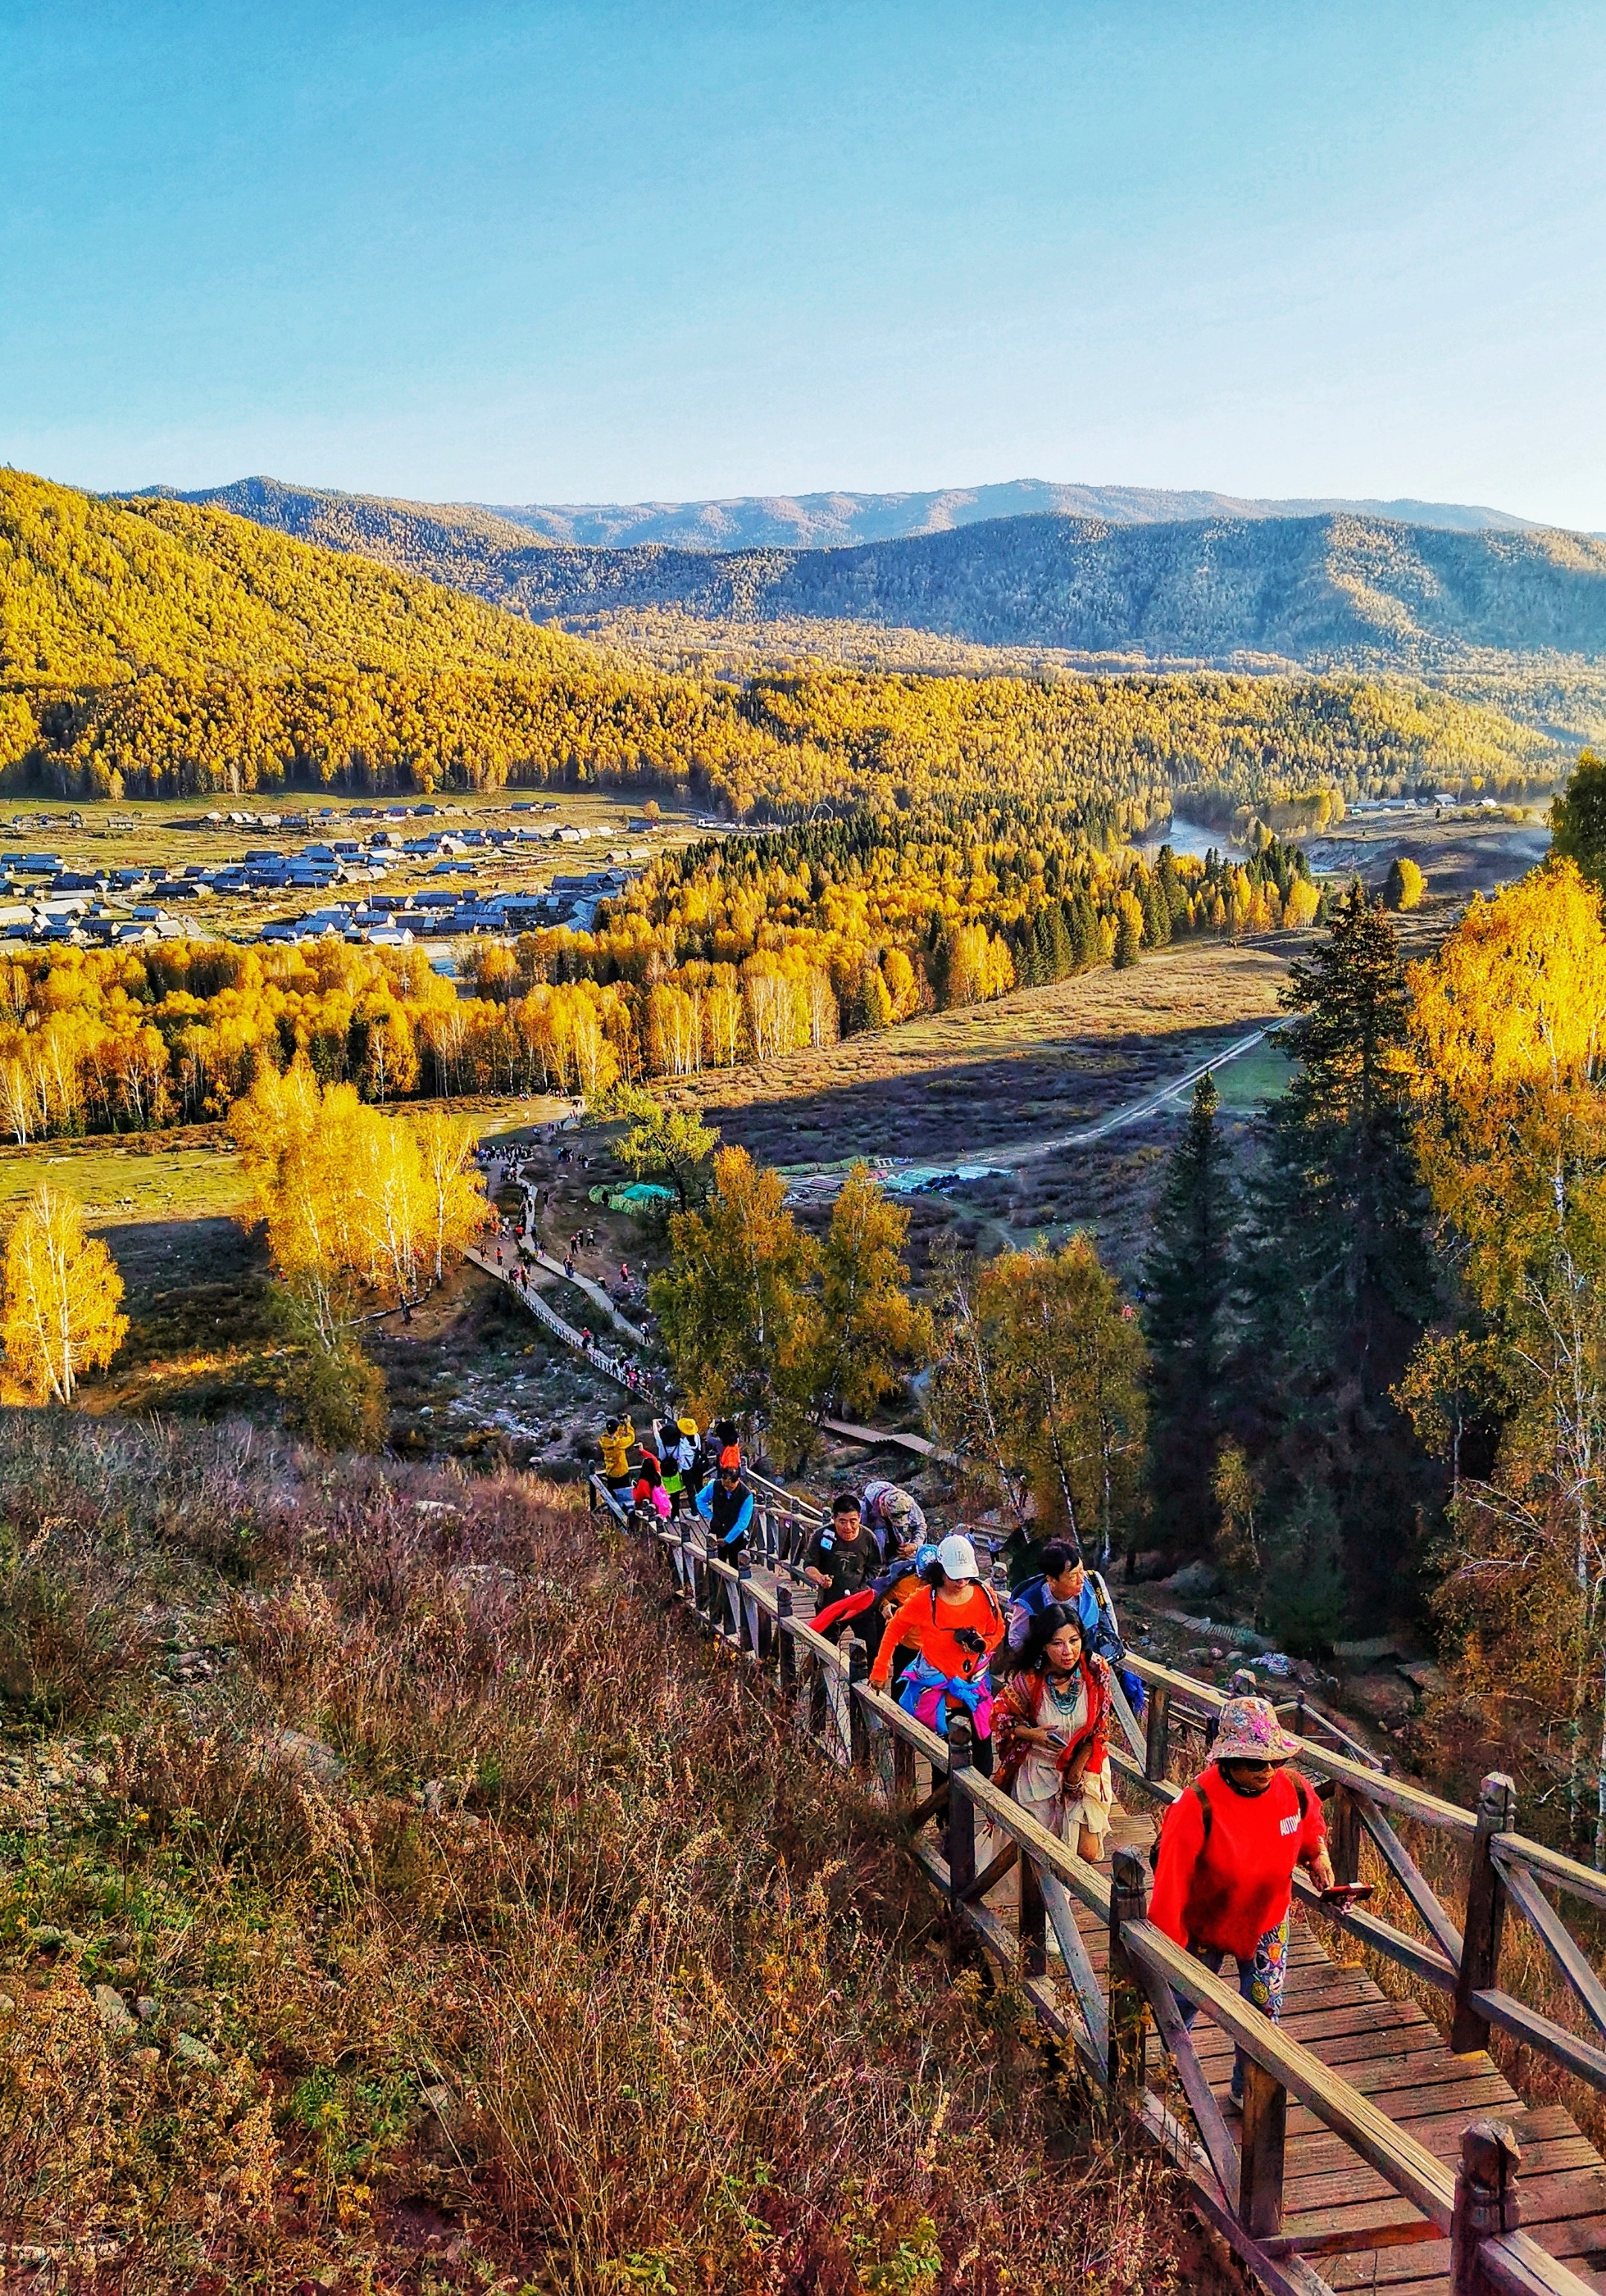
[{"xmin": 1149, "ymin": 1696, "xmax": 1333, "ymax": 2104}]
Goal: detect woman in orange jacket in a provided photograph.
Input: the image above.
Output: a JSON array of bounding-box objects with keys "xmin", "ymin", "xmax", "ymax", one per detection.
[{"xmin": 870, "ymin": 1535, "xmax": 1005, "ymax": 1773}]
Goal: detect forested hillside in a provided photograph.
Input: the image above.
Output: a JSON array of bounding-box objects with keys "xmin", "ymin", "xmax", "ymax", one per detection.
[
  {"xmin": 0, "ymin": 468, "xmax": 1562, "ymax": 823},
  {"xmin": 0, "ymin": 470, "xmax": 575, "ymax": 685},
  {"xmin": 175, "ymin": 474, "xmax": 1539, "ymax": 551},
  {"xmin": 153, "ymin": 480, "xmax": 1606, "ymax": 680}
]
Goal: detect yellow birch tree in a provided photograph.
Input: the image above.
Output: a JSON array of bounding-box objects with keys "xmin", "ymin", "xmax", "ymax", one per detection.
[{"xmin": 1, "ymin": 1182, "xmax": 128, "ymax": 1404}]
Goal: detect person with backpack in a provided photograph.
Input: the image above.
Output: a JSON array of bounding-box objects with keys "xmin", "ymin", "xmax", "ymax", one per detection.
[
  {"xmin": 860, "ymin": 1479, "xmax": 926, "ymax": 1563},
  {"xmin": 869, "ymin": 1535, "xmax": 1006, "ymax": 1773},
  {"xmin": 1149, "ymin": 1695, "xmax": 1335, "ymax": 2106},
  {"xmin": 631, "ymin": 1454, "xmax": 672, "ymax": 1523},
  {"xmin": 993, "ymin": 1605, "xmax": 1115, "ymax": 1860},
  {"xmin": 802, "ymin": 1492, "xmax": 883, "ymax": 1634},
  {"xmin": 694, "ymin": 1454, "xmax": 755, "ymax": 1562},
  {"xmin": 598, "ymin": 1415, "xmax": 635, "ymax": 1500},
  {"xmin": 654, "ymin": 1416, "xmax": 699, "ymax": 1519},
  {"xmin": 694, "ymin": 1454, "xmax": 756, "ymax": 1639}
]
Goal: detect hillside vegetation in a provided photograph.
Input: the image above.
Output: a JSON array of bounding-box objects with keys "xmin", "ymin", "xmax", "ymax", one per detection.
[
  {"xmin": 178, "ymin": 473, "xmax": 1540, "ymax": 552},
  {"xmin": 0, "ymin": 1413, "xmax": 1184, "ymax": 2292},
  {"xmin": 0, "ymin": 470, "xmax": 574, "ymax": 686},
  {"xmin": 156, "ymin": 480, "xmax": 1606, "ymax": 683},
  {"xmin": 0, "ymin": 470, "xmax": 1557, "ymax": 807}
]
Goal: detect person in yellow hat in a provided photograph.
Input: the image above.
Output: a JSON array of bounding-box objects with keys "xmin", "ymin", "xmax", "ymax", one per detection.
[{"xmin": 654, "ymin": 1415, "xmax": 700, "ymax": 1519}]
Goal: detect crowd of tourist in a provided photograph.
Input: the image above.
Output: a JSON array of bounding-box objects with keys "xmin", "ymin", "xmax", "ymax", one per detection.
[{"xmin": 593, "ymin": 1406, "xmax": 1332, "ymax": 2102}]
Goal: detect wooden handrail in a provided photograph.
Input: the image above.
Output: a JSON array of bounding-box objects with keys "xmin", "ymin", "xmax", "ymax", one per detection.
[
  {"xmin": 617, "ymin": 1487, "xmax": 1606, "ymax": 2296},
  {"xmin": 1122, "ymin": 1919, "xmax": 1456, "ymax": 2232}
]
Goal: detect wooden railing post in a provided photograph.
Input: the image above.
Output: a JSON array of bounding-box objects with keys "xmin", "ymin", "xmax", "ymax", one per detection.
[
  {"xmin": 845, "ymin": 1635, "xmax": 870, "ymax": 1770},
  {"xmin": 1330, "ymin": 1783, "xmax": 1362, "ymax": 1889},
  {"xmin": 1239, "ymin": 2057, "xmax": 1288, "ymax": 2239},
  {"xmin": 677, "ymin": 1515, "xmax": 693, "ymax": 1604},
  {"xmin": 775, "ymin": 1581, "xmax": 796, "ymax": 1693},
  {"xmin": 946, "ymin": 1710, "xmax": 976, "ymax": 1963},
  {"xmin": 1451, "ymin": 2118, "xmax": 1522, "ymax": 2296},
  {"xmin": 1144, "ymin": 1682, "xmax": 1172, "ymax": 1785},
  {"xmin": 1454, "ymin": 1773, "xmax": 1517, "ymax": 2053},
  {"xmin": 892, "ymin": 1718, "xmax": 915, "ymax": 1802},
  {"xmin": 735, "ymin": 1557, "xmax": 752, "ymax": 1656},
  {"xmin": 1108, "ymin": 1848, "xmax": 1149, "ymax": 2100},
  {"xmin": 1019, "ymin": 1851, "xmax": 1047, "ymax": 1982}
]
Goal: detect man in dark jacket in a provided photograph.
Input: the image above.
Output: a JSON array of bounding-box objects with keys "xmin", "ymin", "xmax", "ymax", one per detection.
[{"xmin": 803, "ymin": 1492, "xmax": 883, "ymax": 1638}]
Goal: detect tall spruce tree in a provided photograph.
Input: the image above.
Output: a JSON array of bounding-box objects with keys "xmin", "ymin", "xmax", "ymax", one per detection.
[
  {"xmin": 1233, "ymin": 882, "xmax": 1441, "ymax": 1634},
  {"xmin": 1144, "ymin": 1074, "xmax": 1236, "ymax": 1554}
]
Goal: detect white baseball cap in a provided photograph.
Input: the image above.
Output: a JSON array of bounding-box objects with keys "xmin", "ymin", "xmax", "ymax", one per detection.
[{"xmin": 936, "ymin": 1534, "xmax": 980, "ymax": 1581}]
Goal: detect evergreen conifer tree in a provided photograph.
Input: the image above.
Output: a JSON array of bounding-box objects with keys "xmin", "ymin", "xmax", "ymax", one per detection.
[
  {"xmin": 1144, "ymin": 1074, "xmax": 1236, "ymax": 1553},
  {"xmin": 1233, "ymin": 883, "xmax": 1440, "ymax": 1633}
]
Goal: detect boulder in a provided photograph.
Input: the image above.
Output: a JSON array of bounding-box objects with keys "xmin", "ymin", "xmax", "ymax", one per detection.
[
  {"xmin": 1349, "ymin": 1675, "xmax": 1415, "ymax": 1726},
  {"xmin": 1164, "ymin": 1560, "xmax": 1222, "ymax": 1602},
  {"xmin": 93, "ymin": 1984, "xmax": 137, "ymax": 2035}
]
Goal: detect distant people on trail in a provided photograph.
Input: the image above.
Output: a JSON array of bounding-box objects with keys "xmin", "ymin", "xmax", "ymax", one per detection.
[
  {"xmin": 802, "ymin": 1492, "xmax": 883, "ymax": 1641},
  {"xmin": 994, "ymin": 1606, "xmax": 1114, "ymax": 1860},
  {"xmin": 1149, "ymin": 1695, "xmax": 1334, "ymax": 2106},
  {"xmin": 631, "ymin": 1454, "xmax": 672, "ymax": 1522},
  {"xmin": 599, "ymin": 1415, "xmax": 636, "ymax": 1497},
  {"xmin": 859, "ymin": 1479, "xmax": 926, "ymax": 1561},
  {"xmin": 870, "ymin": 1535, "xmax": 1006, "ymax": 1775}
]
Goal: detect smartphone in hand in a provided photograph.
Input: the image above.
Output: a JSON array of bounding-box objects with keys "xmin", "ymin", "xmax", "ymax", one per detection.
[{"xmin": 1320, "ymin": 1883, "xmax": 1376, "ymax": 1907}]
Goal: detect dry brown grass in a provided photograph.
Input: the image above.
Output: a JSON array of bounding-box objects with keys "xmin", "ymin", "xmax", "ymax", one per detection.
[{"xmin": 0, "ymin": 1412, "xmax": 1199, "ymax": 2294}]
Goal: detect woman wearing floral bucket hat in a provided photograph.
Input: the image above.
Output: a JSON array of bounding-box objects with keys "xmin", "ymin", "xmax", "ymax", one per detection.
[{"xmin": 1149, "ymin": 1696, "xmax": 1334, "ymax": 2106}]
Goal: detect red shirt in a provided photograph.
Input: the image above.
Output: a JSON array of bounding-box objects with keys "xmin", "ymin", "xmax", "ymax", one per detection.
[{"xmin": 1149, "ymin": 1764, "xmax": 1326, "ymax": 1959}]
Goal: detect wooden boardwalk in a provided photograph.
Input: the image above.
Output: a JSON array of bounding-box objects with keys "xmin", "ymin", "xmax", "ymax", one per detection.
[
  {"xmin": 1050, "ymin": 1880, "xmax": 1606, "ymax": 2292},
  {"xmin": 462, "ymin": 1209, "xmax": 1606, "ymax": 2296},
  {"xmin": 749, "ymin": 1533, "xmax": 1606, "ymax": 2296}
]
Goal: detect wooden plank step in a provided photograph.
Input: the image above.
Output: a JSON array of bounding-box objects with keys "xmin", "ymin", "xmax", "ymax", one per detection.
[
  {"xmin": 1271, "ymin": 2104, "xmax": 1591, "ymax": 2187},
  {"xmin": 1188, "ymin": 2003, "xmax": 1437, "ymax": 2059},
  {"xmin": 1280, "ymin": 2132, "xmax": 1600, "ymax": 2212},
  {"xmin": 1280, "ymin": 2164, "xmax": 1606, "ymax": 2254}
]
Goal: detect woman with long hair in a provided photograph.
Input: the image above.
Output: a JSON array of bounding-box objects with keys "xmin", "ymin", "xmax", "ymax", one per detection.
[{"xmin": 993, "ymin": 1605, "xmax": 1115, "ymax": 1860}]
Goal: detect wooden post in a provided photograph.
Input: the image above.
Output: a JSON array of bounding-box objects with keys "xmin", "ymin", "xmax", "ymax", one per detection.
[
  {"xmin": 1453, "ymin": 1773, "xmax": 1517, "ymax": 2054},
  {"xmin": 1239, "ymin": 2057, "xmax": 1288, "ymax": 2239},
  {"xmin": 678, "ymin": 1515, "xmax": 693, "ymax": 1605},
  {"xmin": 893, "ymin": 1724, "xmax": 915, "ymax": 1802},
  {"xmin": 1450, "ymin": 2118, "xmax": 1522, "ymax": 2296},
  {"xmin": 1107, "ymin": 1847, "xmax": 1149, "ymax": 2100},
  {"xmin": 1144, "ymin": 1682, "xmax": 1172, "ymax": 1785},
  {"xmin": 1019, "ymin": 1851, "xmax": 1047, "ymax": 1982},
  {"xmin": 1329, "ymin": 1784, "xmax": 1362, "ymax": 1889},
  {"xmin": 775, "ymin": 1581, "xmax": 796, "ymax": 1692},
  {"xmin": 845, "ymin": 1635, "xmax": 870, "ymax": 1770},
  {"xmin": 946, "ymin": 1711, "xmax": 976, "ymax": 1962},
  {"xmin": 735, "ymin": 1558, "xmax": 752, "ymax": 1656}
]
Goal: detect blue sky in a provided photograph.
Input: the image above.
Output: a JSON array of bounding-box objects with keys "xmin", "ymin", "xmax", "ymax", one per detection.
[{"xmin": 3, "ymin": 1, "xmax": 1605, "ymax": 522}]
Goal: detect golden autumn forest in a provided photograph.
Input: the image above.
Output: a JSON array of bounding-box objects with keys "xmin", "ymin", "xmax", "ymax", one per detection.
[{"xmin": 0, "ymin": 467, "xmax": 1563, "ymax": 1134}]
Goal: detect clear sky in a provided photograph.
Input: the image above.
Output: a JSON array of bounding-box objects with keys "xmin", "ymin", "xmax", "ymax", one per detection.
[{"xmin": 3, "ymin": 1, "xmax": 1605, "ymax": 523}]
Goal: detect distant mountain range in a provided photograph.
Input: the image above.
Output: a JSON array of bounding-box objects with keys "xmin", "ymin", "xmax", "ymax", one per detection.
[
  {"xmin": 477, "ymin": 480, "xmax": 1549, "ymax": 549},
  {"xmin": 164, "ymin": 474, "xmax": 1549, "ymax": 553},
  {"xmin": 148, "ymin": 477, "xmax": 1606, "ymax": 678}
]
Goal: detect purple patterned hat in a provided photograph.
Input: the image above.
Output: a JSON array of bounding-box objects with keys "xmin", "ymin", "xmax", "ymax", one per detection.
[{"xmin": 1213, "ymin": 1695, "xmax": 1303, "ymax": 1764}]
